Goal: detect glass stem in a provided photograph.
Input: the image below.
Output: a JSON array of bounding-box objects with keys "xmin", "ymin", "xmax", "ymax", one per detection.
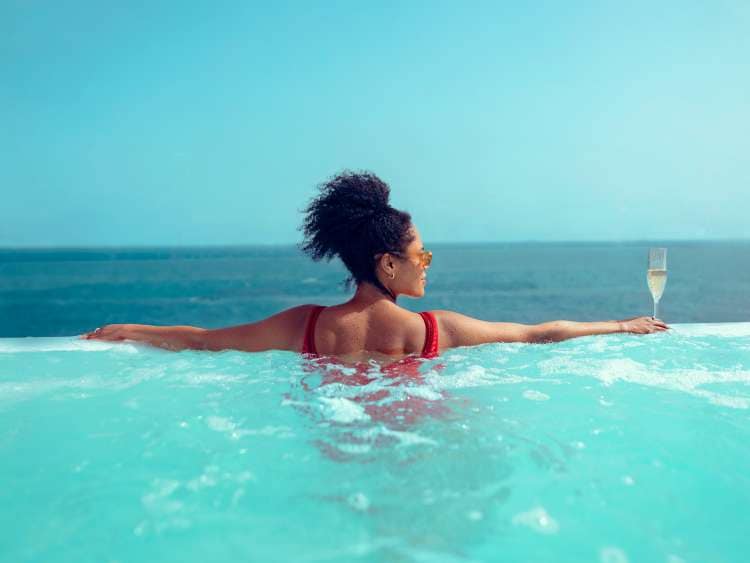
[{"xmin": 653, "ymin": 299, "xmax": 659, "ymax": 319}]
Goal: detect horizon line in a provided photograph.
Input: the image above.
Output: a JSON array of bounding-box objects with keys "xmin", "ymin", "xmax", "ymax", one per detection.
[{"xmin": 1, "ymin": 237, "xmax": 749, "ymax": 250}]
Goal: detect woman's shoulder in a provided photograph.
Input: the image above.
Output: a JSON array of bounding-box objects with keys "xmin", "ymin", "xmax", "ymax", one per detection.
[
  {"xmin": 421, "ymin": 309, "xmax": 450, "ymax": 322},
  {"xmin": 272, "ymin": 303, "xmax": 322, "ymax": 319},
  {"xmin": 424, "ymin": 309, "xmax": 537, "ymax": 347},
  {"xmin": 274, "ymin": 304, "xmax": 325, "ymax": 352},
  {"xmin": 296, "ymin": 303, "xmax": 325, "ymax": 320},
  {"xmin": 420, "ymin": 309, "xmax": 449, "ymax": 336},
  {"xmin": 199, "ymin": 304, "xmax": 324, "ymax": 353},
  {"xmin": 423, "ymin": 310, "xmax": 483, "ymax": 349},
  {"xmin": 264, "ymin": 304, "xmax": 324, "ymax": 336}
]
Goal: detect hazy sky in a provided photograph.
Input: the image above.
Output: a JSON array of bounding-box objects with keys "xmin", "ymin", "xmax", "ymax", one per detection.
[{"xmin": 2, "ymin": 1, "xmax": 748, "ymax": 246}]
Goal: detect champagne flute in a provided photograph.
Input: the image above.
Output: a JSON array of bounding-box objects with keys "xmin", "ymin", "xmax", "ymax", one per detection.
[{"xmin": 647, "ymin": 248, "xmax": 667, "ymax": 319}]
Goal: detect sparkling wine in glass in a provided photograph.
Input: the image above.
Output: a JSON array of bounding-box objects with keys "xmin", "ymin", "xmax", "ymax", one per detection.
[{"xmin": 647, "ymin": 248, "xmax": 667, "ymax": 319}]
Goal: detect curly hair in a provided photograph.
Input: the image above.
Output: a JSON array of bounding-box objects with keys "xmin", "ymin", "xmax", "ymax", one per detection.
[{"xmin": 299, "ymin": 170, "xmax": 414, "ymax": 296}]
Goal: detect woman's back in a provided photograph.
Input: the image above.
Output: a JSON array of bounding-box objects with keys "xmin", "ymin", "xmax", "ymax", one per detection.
[{"xmin": 301, "ymin": 303, "xmax": 438, "ymax": 362}]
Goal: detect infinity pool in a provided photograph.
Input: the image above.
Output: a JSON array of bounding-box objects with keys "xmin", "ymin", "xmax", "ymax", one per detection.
[{"xmin": 1, "ymin": 324, "xmax": 749, "ymax": 562}]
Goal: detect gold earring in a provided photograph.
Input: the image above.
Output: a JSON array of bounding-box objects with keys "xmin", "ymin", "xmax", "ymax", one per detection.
[{"xmin": 389, "ymin": 273, "xmax": 395, "ymax": 279}]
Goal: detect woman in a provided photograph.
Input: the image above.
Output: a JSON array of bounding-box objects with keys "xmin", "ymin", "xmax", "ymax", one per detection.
[{"xmin": 82, "ymin": 171, "xmax": 669, "ymax": 357}]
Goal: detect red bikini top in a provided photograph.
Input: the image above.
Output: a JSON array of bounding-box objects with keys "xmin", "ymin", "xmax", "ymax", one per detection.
[{"xmin": 301, "ymin": 305, "xmax": 439, "ymax": 359}]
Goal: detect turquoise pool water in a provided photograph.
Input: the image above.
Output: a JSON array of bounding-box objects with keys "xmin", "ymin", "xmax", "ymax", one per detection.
[{"xmin": 1, "ymin": 324, "xmax": 749, "ymax": 562}]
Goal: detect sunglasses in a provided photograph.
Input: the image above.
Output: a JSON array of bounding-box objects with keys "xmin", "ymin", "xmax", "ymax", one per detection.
[{"xmin": 389, "ymin": 249, "xmax": 433, "ymax": 268}]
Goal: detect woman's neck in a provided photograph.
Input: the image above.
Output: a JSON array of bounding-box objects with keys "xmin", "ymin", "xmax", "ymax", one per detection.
[{"xmin": 348, "ymin": 281, "xmax": 398, "ymax": 309}]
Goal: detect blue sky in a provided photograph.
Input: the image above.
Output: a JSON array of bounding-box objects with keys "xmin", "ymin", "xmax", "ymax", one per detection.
[{"xmin": 2, "ymin": 1, "xmax": 748, "ymax": 246}]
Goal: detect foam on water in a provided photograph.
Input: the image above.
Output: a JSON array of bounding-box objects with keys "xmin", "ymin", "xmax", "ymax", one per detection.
[
  {"xmin": 318, "ymin": 397, "xmax": 371, "ymax": 423},
  {"xmin": 511, "ymin": 506, "xmax": 560, "ymax": 534},
  {"xmin": 0, "ymin": 336, "xmax": 143, "ymax": 353},
  {"xmin": 1, "ymin": 324, "xmax": 749, "ymax": 562}
]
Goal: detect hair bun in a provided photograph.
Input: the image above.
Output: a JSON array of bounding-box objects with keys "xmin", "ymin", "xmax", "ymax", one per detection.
[
  {"xmin": 299, "ymin": 171, "xmax": 390, "ymax": 259},
  {"xmin": 329, "ymin": 170, "xmax": 391, "ymax": 212}
]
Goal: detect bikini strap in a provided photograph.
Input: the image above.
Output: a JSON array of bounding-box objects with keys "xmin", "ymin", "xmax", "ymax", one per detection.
[
  {"xmin": 419, "ymin": 311, "xmax": 439, "ymax": 358},
  {"xmin": 302, "ymin": 305, "xmax": 325, "ymax": 355}
]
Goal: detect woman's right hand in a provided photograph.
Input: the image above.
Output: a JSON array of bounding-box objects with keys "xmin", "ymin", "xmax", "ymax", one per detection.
[
  {"xmin": 81, "ymin": 324, "xmax": 136, "ymax": 341},
  {"xmin": 618, "ymin": 316, "xmax": 670, "ymax": 334}
]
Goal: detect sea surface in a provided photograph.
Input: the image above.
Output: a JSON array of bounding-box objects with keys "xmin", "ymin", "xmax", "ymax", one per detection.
[{"xmin": 1, "ymin": 241, "xmax": 748, "ymax": 337}]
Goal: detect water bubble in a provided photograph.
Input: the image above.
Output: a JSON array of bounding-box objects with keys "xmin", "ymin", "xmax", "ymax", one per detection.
[
  {"xmin": 600, "ymin": 546, "xmax": 628, "ymax": 563},
  {"xmin": 512, "ymin": 506, "xmax": 559, "ymax": 534},
  {"xmin": 133, "ymin": 521, "xmax": 147, "ymax": 536},
  {"xmin": 206, "ymin": 416, "xmax": 237, "ymax": 433},
  {"xmin": 237, "ymin": 471, "xmax": 256, "ymax": 483},
  {"xmin": 347, "ymin": 492, "xmax": 370, "ymax": 512},
  {"xmin": 523, "ymin": 390, "xmax": 550, "ymax": 401}
]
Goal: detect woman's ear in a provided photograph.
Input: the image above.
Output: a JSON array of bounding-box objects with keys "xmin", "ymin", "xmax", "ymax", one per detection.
[{"xmin": 377, "ymin": 253, "xmax": 396, "ymax": 276}]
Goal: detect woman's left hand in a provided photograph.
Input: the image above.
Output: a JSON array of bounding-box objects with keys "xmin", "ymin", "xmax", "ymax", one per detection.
[
  {"xmin": 81, "ymin": 324, "xmax": 135, "ymax": 341},
  {"xmin": 618, "ymin": 316, "xmax": 669, "ymax": 334}
]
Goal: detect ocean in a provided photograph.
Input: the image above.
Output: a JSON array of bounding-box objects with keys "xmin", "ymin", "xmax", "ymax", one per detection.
[{"xmin": 1, "ymin": 241, "xmax": 748, "ymax": 338}]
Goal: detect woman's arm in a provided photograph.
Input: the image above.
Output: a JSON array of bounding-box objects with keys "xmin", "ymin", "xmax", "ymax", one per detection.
[
  {"xmin": 81, "ymin": 304, "xmax": 315, "ymax": 352},
  {"xmin": 82, "ymin": 324, "xmax": 207, "ymax": 351},
  {"xmin": 435, "ymin": 311, "xmax": 668, "ymax": 348},
  {"xmin": 531, "ymin": 316, "xmax": 669, "ymax": 342}
]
